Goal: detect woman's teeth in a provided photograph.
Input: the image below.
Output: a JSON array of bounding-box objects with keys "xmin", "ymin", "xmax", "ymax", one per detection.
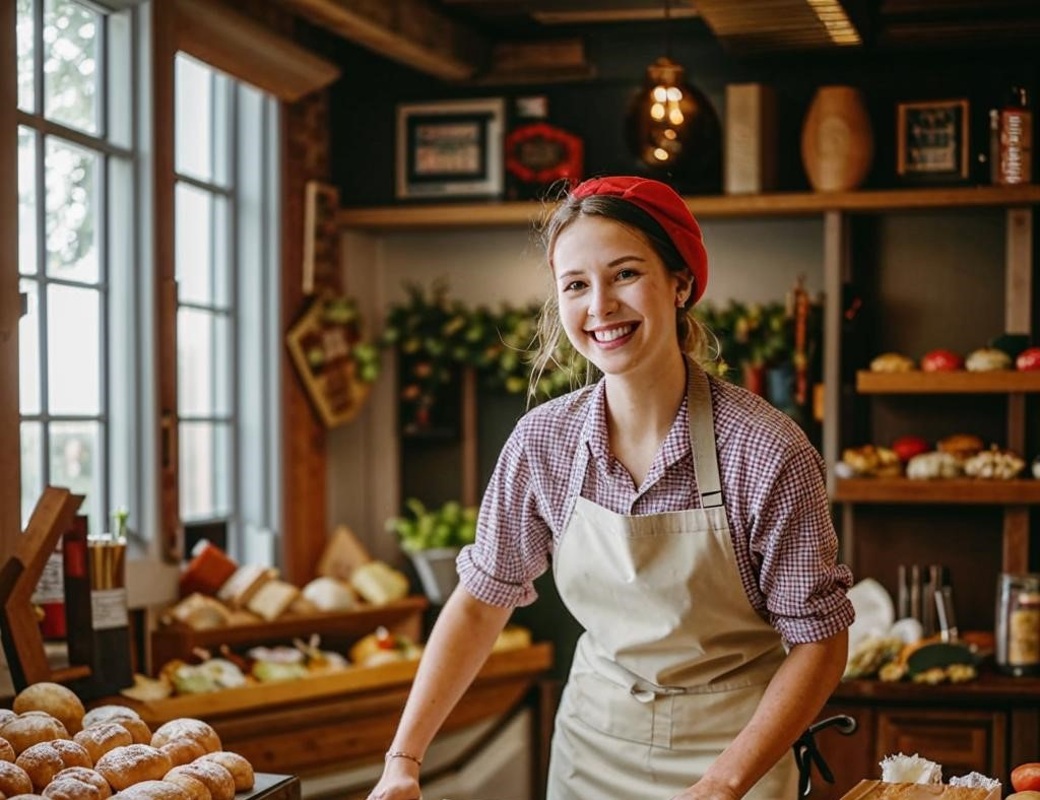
[{"xmin": 593, "ymin": 325, "xmax": 633, "ymax": 343}]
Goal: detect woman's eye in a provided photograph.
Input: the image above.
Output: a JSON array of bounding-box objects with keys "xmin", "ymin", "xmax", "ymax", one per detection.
[
  {"xmin": 616, "ymin": 268, "xmax": 638, "ymax": 280},
  {"xmin": 563, "ymin": 280, "xmax": 586, "ymax": 292}
]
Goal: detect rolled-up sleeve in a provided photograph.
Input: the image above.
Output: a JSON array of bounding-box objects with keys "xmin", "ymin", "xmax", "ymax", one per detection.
[
  {"xmin": 457, "ymin": 420, "xmax": 554, "ymax": 608},
  {"xmin": 750, "ymin": 443, "xmax": 855, "ymax": 644}
]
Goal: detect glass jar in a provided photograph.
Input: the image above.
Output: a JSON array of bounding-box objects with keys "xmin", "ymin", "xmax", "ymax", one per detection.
[{"xmin": 995, "ymin": 572, "xmax": 1040, "ymax": 676}]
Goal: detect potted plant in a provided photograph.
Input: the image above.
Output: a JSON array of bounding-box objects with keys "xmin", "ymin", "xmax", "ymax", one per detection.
[{"xmin": 386, "ymin": 498, "xmax": 478, "ymax": 604}]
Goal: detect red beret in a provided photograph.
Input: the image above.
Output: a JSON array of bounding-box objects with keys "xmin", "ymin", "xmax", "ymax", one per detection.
[{"xmin": 571, "ymin": 176, "xmax": 708, "ymax": 304}]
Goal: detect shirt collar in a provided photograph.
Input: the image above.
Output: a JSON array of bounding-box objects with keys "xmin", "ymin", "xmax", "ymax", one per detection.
[{"xmin": 580, "ymin": 378, "xmax": 692, "ymax": 473}]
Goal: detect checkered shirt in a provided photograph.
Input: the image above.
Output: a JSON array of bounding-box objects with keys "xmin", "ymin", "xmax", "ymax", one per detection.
[{"xmin": 457, "ymin": 373, "xmax": 855, "ymax": 645}]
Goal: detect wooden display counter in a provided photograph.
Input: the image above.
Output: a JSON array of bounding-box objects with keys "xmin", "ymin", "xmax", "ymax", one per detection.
[
  {"xmin": 808, "ymin": 672, "xmax": 1040, "ymax": 800},
  {"xmin": 236, "ymin": 773, "xmax": 300, "ymax": 800},
  {"xmin": 111, "ymin": 642, "xmax": 555, "ymax": 778}
]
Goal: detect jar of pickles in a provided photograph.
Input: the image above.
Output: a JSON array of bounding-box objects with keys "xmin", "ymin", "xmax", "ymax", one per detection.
[{"xmin": 995, "ymin": 572, "xmax": 1040, "ymax": 676}]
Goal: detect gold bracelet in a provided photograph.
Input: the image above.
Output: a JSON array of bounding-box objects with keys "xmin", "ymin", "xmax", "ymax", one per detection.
[{"xmin": 385, "ymin": 750, "xmax": 423, "ymax": 767}]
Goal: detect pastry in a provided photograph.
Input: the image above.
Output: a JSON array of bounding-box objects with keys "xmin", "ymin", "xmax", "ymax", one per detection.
[
  {"xmin": 114, "ymin": 780, "xmax": 191, "ymax": 800},
  {"xmin": 149, "ymin": 720, "xmax": 220, "ymax": 756},
  {"xmin": 51, "ymin": 768, "xmax": 112, "ymax": 799},
  {"xmin": 15, "ymin": 740, "xmax": 92, "ymax": 791},
  {"xmin": 870, "ymin": 352, "xmax": 915, "ymax": 373},
  {"xmin": 0, "ymin": 714, "xmax": 70, "ymax": 756},
  {"xmin": 0, "ymin": 760, "xmax": 35, "ymax": 796},
  {"xmin": 41, "ymin": 776, "xmax": 105, "ymax": 800},
  {"xmin": 157, "ymin": 740, "xmax": 205, "ymax": 768},
  {"xmin": 74, "ymin": 724, "xmax": 133, "ymax": 764},
  {"xmin": 160, "ymin": 772, "xmax": 211, "ymax": 800},
  {"xmin": 95, "ymin": 745, "xmax": 173, "ymax": 791},
  {"xmin": 0, "ymin": 734, "xmax": 17, "ymax": 762},
  {"xmin": 197, "ymin": 752, "xmax": 254, "ymax": 792},
  {"xmin": 965, "ymin": 347, "xmax": 1012, "ymax": 372},
  {"xmin": 936, "ymin": 434, "xmax": 985, "ymax": 461},
  {"xmin": 163, "ymin": 762, "xmax": 235, "ymax": 800},
  {"xmin": 79, "ymin": 710, "xmax": 150, "ymax": 745},
  {"xmin": 13, "ymin": 684, "xmax": 85, "ymax": 736}
]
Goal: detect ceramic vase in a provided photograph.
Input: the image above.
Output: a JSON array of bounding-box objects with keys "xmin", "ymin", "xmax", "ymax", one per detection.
[{"xmin": 800, "ymin": 86, "xmax": 874, "ymax": 192}]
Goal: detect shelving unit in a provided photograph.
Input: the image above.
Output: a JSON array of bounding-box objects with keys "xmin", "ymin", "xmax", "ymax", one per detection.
[
  {"xmin": 833, "ymin": 477, "xmax": 1040, "ymax": 504},
  {"xmin": 856, "ymin": 370, "xmax": 1040, "ymax": 393},
  {"xmin": 339, "ymin": 184, "xmax": 1040, "ymax": 231}
]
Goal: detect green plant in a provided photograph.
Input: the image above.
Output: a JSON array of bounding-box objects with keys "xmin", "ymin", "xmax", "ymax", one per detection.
[{"xmin": 386, "ymin": 498, "xmax": 478, "ymax": 553}]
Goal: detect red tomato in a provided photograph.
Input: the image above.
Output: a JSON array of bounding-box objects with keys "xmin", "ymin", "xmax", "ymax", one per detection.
[
  {"xmin": 891, "ymin": 435, "xmax": 931, "ymax": 463},
  {"xmin": 1012, "ymin": 763, "xmax": 1040, "ymax": 793},
  {"xmin": 920, "ymin": 349, "xmax": 964, "ymax": 371},
  {"xmin": 1016, "ymin": 347, "xmax": 1040, "ymax": 371}
]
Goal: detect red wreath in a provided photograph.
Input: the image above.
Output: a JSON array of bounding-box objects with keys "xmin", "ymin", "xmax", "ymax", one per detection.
[{"xmin": 505, "ymin": 122, "xmax": 584, "ymax": 185}]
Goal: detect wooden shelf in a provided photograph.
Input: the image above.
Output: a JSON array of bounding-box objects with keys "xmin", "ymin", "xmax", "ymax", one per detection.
[
  {"xmin": 122, "ymin": 641, "xmax": 554, "ymax": 724},
  {"xmin": 150, "ymin": 596, "xmax": 429, "ymax": 669},
  {"xmin": 833, "ymin": 477, "xmax": 1040, "ymax": 504},
  {"xmin": 856, "ymin": 369, "xmax": 1040, "ymax": 393},
  {"xmin": 338, "ymin": 184, "xmax": 1040, "ymax": 231},
  {"xmin": 834, "ymin": 671, "xmax": 1040, "ymax": 703}
]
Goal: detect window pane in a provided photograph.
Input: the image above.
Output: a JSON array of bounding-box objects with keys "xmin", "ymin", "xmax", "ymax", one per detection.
[
  {"xmin": 179, "ymin": 422, "xmax": 231, "ymax": 520},
  {"xmin": 47, "ymin": 283, "xmax": 100, "ymax": 415},
  {"xmin": 18, "ymin": 127, "xmax": 37, "ymax": 276},
  {"xmin": 19, "ymin": 279, "xmax": 40, "ymax": 415},
  {"xmin": 50, "ymin": 420, "xmax": 102, "ymax": 536},
  {"xmin": 175, "ymin": 55, "xmax": 214, "ymax": 182},
  {"xmin": 175, "ymin": 184, "xmax": 229, "ymax": 307},
  {"xmin": 46, "ymin": 137, "xmax": 99, "ymax": 283},
  {"xmin": 43, "ymin": 0, "xmax": 99, "ymax": 134},
  {"xmin": 16, "ymin": 0, "xmax": 34, "ymax": 112},
  {"xmin": 178, "ymin": 308, "xmax": 231, "ymax": 416},
  {"xmin": 20, "ymin": 421, "xmax": 43, "ymax": 529}
]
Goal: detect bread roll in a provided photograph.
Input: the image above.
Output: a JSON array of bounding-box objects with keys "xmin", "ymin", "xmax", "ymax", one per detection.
[
  {"xmin": 114, "ymin": 780, "xmax": 190, "ymax": 800},
  {"xmin": 0, "ymin": 713, "xmax": 70, "ymax": 755},
  {"xmin": 42, "ymin": 776, "xmax": 104, "ymax": 800},
  {"xmin": 16, "ymin": 740, "xmax": 91, "ymax": 791},
  {"xmin": 149, "ymin": 721, "xmax": 219, "ymax": 756},
  {"xmin": 52, "ymin": 767, "xmax": 112, "ymax": 799},
  {"xmin": 7, "ymin": 794, "xmax": 48, "ymax": 799},
  {"xmin": 95, "ymin": 745, "xmax": 173, "ymax": 791},
  {"xmin": 159, "ymin": 772, "xmax": 210, "ymax": 800},
  {"xmin": 0, "ymin": 709, "xmax": 20, "ymax": 727},
  {"xmin": 0, "ymin": 734, "xmax": 17, "ymax": 762},
  {"xmin": 74, "ymin": 725, "xmax": 133, "ymax": 765},
  {"xmin": 197, "ymin": 752, "xmax": 253, "ymax": 792},
  {"xmin": 0, "ymin": 760, "xmax": 35, "ymax": 796},
  {"xmin": 80, "ymin": 708, "xmax": 141, "ymax": 730},
  {"xmin": 163, "ymin": 762, "xmax": 234, "ymax": 800},
  {"xmin": 14, "ymin": 684, "xmax": 86, "ymax": 735},
  {"xmin": 157, "ymin": 740, "xmax": 204, "ymax": 769}
]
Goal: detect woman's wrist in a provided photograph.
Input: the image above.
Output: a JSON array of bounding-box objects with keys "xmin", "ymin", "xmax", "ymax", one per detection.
[{"xmin": 385, "ymin": 750, "xmax": 423, "ymax": 768}]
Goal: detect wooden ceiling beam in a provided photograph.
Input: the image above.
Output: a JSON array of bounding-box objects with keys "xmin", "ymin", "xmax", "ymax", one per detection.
[{"xmin": 276, "ymin": 0, "xmax": 489, "ymax": 82}]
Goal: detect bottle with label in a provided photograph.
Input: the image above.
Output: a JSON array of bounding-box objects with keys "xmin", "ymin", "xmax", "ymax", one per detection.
[
  {"xmin": 31, "ymin": 540, "xmax": 66, "ymax": 640},
  {"xmin": 997, "ymin": 86, "xmax": 1033, "ymax": 185},
  {"xmin": 83, "ymin": 508, "xmax": 133, "ymax": 697}
]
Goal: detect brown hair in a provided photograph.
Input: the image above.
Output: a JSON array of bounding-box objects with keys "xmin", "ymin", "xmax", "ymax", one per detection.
[{"xmin": 527, "ymin": 192, "xmax": 713, "ymax": 404}]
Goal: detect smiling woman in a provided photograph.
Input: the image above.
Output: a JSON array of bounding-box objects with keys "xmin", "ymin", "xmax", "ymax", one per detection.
[{"xmin": 365, "ymin": 175, "xmax": 853, "ymax": 800}]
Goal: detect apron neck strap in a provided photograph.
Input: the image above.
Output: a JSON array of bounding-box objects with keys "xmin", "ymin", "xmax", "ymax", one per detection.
[{"xmin": 686, "ymin": 360, "xmax": 724, "ymax": 509}]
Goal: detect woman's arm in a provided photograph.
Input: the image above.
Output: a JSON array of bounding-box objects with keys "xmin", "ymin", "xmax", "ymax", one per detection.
[
  {"xmin": 366, "ymin": 585, "xmax": 513, "ymax": 800},
  {"xmin": 673, "ymin": 628, "xmax": 849, "ymax": 800}
]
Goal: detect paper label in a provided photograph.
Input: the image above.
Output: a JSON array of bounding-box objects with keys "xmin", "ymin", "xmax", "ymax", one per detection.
[
  {"xmin": 91, "ymin": 588, "xmax": 129, "ymax": 630},
  {"xmin": 32, "ymin": 552, "xmax": 65, "ymax": 603}
]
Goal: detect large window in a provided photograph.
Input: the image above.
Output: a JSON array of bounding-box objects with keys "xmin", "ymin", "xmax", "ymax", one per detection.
[
  {"xmin": 16, "ymin": 0, "xmax": 136, "ymax": 540},
  {"xmin": 13, "ymin": 0, "xmax": 282, "ymax": 566},
  {"xmin": 173, "ymin": 54, "xmax": 282, "ymax": 563}
]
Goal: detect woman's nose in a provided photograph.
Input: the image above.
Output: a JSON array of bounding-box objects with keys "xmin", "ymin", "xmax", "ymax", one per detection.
[{"xmin": 588, "ymin": 283, "xmax": 617, "ymax": 317}]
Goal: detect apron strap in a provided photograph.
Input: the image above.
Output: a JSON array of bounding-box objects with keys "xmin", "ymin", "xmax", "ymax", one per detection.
[{"xmin": 686, "ymin": 361, "xmax": 724, "ymax": 509}]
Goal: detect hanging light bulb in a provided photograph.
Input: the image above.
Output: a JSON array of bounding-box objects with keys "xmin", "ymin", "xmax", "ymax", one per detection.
[{"xmin": 625, "ymin": 1, "xmax": 721, "ymax": 190}]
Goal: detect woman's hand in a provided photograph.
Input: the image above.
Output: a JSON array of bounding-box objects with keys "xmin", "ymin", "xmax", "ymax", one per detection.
[{"xmin": 366, "ymin": 759, "xmax": 422, "ymax": 800}]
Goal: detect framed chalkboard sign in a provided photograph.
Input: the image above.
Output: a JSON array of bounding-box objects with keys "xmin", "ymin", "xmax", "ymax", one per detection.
[{"xmin": 896, "ymin": 99, "xmax": 970, "ymax": 183}]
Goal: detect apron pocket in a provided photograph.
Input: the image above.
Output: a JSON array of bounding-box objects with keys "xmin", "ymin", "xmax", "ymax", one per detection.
[
  {"xmin": 568, "ymin": 671, "xmax": 656, "ymax": 746},
  {"xmin": 667, "ymin": 681, "xmax": 766, "ymax": 751}
]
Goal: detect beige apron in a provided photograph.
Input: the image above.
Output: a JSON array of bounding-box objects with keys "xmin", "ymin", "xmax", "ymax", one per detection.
[{"xmin": 546, "ymin": 363, "xmax": 798, "ymax": 800}]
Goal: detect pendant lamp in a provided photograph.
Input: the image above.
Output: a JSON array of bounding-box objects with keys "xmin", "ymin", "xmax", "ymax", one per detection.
[{"xmin": 625, "ymin": 0, "xmax": 721, "ymax": 190}]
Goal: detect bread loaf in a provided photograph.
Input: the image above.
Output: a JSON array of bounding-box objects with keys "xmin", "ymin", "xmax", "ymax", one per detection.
[
  {"xmin": 95, "ymin": 746, "xmax": 173, "ymax": 791},
  {"xmin": 51, "ymin": 768, "xmax": 112, "ymax": 799},
  {"xmin": 0, "ymin": 760, "xmax": 35, "ymax": 796},
  {"xmin": 159, "ymin": 772, "xmax": 210, "ymax": 800},
  {"xmin": 114, "ymin": 780, "xmax": 191, "ymax": 800},
  {"xmin": 13, "ymin": 684, "xmax": 86, "ymax": 736},
  {"xmin": 149, "ymin": 720, "xmax": 220, "ymax": 756},
  {"xmin": 74, "ymin": 725, "xmax": 133, "ymax": 764},
  {"xmin": 16, "ymin": 741, "xmax": 92, "ymax": 791},
  {"xmin": 197, "ymin": 752, "xmax": 253, "ymax": 792},
  {"xmin": 163, "ymin": 762, "xmax": 234, "ymax": 800},
  {"xmin": 1, "ymin": 713, "xmax": 70, "ymax": 755}
]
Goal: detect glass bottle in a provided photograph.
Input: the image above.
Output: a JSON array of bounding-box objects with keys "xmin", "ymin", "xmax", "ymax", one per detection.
[{"xmin": 995, "ymin": 572, "xmax": 1040, "ymax": 676}]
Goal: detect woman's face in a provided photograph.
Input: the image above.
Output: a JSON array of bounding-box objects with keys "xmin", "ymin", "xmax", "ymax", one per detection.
[{"xmin": 551, "ymin": 215, "xmax": 685, "ymax": 379}]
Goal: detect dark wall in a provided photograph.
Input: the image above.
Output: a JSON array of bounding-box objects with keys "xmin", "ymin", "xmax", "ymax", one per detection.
[{"xmin": 315, "ymin": 19, "xmax": 1039, "ymax": 205}]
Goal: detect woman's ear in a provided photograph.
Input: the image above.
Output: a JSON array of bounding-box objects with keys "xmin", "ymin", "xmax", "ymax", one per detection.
[{"xmin": 674, "ymin": 272, "xmax": 694, "ymax": 307}]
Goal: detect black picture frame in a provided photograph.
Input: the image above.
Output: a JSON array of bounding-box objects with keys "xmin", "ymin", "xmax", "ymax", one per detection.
[
  {"xmin": 396, "ymin": 98, "xmax": 505, "ymax": 199},
  {"xmin": 896, "ymin": 99, "xmax": 971, "ymax": 183}
]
